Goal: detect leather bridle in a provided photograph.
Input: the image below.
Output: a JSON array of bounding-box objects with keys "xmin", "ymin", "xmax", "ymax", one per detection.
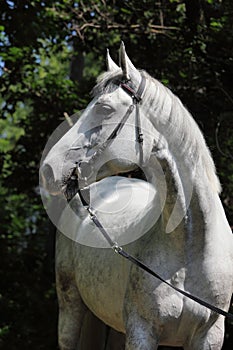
[
  {"xmin": 64, "ymin": 75, "xmax": 233, "ymax": 321},
  {"xmin": 64, "ymin": 74, "xmax": 146, "ymax": 203},
  {"xmin": 76, "ymin": 75, "xmax": 147, "ymax": 187}
]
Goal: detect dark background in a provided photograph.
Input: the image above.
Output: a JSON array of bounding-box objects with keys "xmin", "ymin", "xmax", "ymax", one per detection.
[{"xmin": 0, "ymin": 0, "xmax": 232, "ymax": 348}]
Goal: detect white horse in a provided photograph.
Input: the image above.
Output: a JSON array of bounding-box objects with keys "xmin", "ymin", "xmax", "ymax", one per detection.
[{"xmin": 40, "ymin": 43, "xmax": 233, "ymax": 349}]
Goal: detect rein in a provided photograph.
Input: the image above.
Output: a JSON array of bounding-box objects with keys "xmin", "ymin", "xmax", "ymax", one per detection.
[
  {"xmin": 73, "ymin": 76, "xmax": 233, "ymax": 321},
  {"xmin": 81, "ymin": 203, "xmax": 233, "ymax": 321}
]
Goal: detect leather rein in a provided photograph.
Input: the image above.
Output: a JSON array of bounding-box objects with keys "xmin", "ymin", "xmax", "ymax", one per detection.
[{"xmin": 69, "ymin": 75, "xmax": 233, "ymax": 321}]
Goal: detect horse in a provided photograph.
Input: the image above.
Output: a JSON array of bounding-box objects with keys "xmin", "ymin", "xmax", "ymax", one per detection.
[{"xmin": 40, "ymin": 43, "xmax": 233, "ymax": 349}]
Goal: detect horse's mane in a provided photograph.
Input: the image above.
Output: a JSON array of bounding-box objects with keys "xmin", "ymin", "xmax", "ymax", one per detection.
[
  {"xmin": 142, "ymin": 71, "xmax": 221, "ymax": 194},
  {"xmin": 93, "ymin": 70, "xmax": 221, "ymax": 194}
]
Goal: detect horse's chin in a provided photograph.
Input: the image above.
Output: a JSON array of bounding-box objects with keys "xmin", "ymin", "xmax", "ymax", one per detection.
[{"xmin": 64, "ymin": 166, "xmax": 147, "ymax": 203}]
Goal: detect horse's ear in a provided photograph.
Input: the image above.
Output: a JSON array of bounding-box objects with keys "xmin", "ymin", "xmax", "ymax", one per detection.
[
  {"xmin": 106, "ymin": 49, "xmax": 120, "ymax": 71},
  {"xmin": 119, "ymin": 41, "xmax": 138, "ymax": 81}
]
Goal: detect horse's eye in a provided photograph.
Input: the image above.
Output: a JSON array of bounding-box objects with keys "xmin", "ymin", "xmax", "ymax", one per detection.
[{"xmin": 94, "ymin": 103, "xmax": 115, "ymax": 118}]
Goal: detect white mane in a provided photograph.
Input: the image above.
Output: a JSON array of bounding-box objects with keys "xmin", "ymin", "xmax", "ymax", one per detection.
[
  {"xmin": 141, "ymin": 71, "xmax": 221, "ymax": 194},
  {"xmin": 93, "ymin": 70, "xmax": 221, "ymax": 194}
]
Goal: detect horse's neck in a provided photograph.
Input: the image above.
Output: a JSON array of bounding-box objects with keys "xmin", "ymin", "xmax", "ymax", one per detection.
[
  {"xmin": 142, "ymin": 76, "xmax": 233, "ymax": 274},
  {"xmin": 148, "ymin": 152, "xmax": 213, "ymax": 234},
  {"xmin": 144, "ymin": 78, "xmax": 223, "ymax": 236}
]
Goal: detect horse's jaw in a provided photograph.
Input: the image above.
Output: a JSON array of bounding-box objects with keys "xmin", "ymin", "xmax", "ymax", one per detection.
[
  {"xmin": 62, "ymin": 157, "xmax": 148, "ymax": 203},
  {"xmin": 97, "ymin": 161, "xmax": 147, "ymax": 182},
  {"xmin": 59, "ymin": 176, "xmax": 158, "ymax": 248}
]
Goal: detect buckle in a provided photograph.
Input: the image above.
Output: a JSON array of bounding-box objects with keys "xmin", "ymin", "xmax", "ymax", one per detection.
[{"xmin": 112, "ymin": 243, "xmax": 123, "ymax": 254}]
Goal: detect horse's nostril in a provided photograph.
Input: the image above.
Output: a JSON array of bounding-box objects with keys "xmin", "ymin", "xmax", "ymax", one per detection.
[
  {"xmin": 41, "ymin": 163, "xmax": 54, "ymax": 181},
  {"xmin": 40, "ymin": 163, "xmax": 56, "ymax": 192}
]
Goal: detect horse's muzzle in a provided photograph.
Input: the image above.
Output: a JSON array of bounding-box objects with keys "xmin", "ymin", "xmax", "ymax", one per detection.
[{"xmin": 40, "ymin": 163, "xmax": 61, "ymax": 195}]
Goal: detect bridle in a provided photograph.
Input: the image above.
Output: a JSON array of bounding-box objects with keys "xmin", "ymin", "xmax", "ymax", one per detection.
[
  {"xmin": 64, "ymin": 74, "xmax": 146, "ymax": 203},
  {"xmin": 76, "ymin": 74, "xmax": 147, "ymax": 188},
  {"xmin": 65, "ymin": 75, "xmax": 233, "ymax": 321}
]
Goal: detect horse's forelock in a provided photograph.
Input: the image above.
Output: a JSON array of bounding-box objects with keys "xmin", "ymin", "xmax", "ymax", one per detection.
[
  {"xmin": 91, "ymin": 69, "xmax": 144, "ymax": 98},
  {"xmin": 91, "ymin": 70, "xmax": 122, "ymax": 97}
]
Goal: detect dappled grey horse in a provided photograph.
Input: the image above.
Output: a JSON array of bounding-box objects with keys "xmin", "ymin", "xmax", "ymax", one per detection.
[{"xmin": 40, "ymin": 43, "xmax": 233, "ymax": 349}]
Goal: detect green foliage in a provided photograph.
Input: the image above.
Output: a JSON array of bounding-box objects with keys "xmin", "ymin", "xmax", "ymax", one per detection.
[{"xmin": 0, "ymin": 0, "xmax": 232, "ymax": 348}]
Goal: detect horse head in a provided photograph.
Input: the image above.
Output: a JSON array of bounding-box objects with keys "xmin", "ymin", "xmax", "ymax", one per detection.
[{"xmin": 40, "ymin": 43, "xmax": 158, "ymax": 203}]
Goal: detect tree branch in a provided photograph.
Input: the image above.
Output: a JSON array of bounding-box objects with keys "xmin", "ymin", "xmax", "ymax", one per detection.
[{"xmin": 72, "ymin": 22, "xmax": 179, "ymax": 41}]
